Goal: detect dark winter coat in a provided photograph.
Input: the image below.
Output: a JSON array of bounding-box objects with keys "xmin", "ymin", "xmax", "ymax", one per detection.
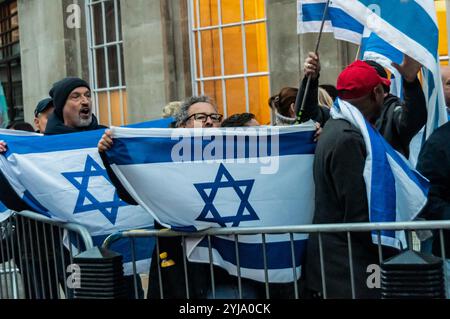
[{"xmin": 304, "ymin": 119, "xmax": 397, "ymax": 299}]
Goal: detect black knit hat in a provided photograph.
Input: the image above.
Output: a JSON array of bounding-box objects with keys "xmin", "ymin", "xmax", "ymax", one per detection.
[{"xmin": 49, "ymin": 77, "xmax": 90, "ymax": 120}]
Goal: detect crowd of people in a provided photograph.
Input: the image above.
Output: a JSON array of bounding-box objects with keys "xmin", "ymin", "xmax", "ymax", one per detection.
[{"xmin": 0, "ymin": 50, "xmax": 449, "ymax": 299}]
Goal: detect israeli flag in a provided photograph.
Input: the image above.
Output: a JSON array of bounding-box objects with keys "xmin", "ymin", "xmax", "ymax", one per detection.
[
  {"xmin": 332, "ymin": 0, "xmax": 448, "ymax": 139},
  {"xmin": 332, "ymin": 99, "xmax": 429, "ymax": 249},
  {"xmin": 105, "ymin": 123, "xmax": 317, "ymax": 283},
  {"xmin": 0, "ymin": 125, "xmax": 168, "ymax": 275},
  {"xmin": 297, "ymin": 0, "xmax": 364, "ymax": 44}
]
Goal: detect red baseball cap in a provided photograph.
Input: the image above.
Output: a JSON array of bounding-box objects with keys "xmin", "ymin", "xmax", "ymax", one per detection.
[{"xmin": 337, "ymin": 60, "xmax": 391, "ymax": 100}]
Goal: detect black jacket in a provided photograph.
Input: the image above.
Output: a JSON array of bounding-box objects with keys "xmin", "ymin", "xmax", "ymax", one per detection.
[
  {"xmin": 299, "ymin": 76, "xmax": 427, "ymax": 157},
  {"xmin": 417, "ymin": 122, "xmax": 450, "ymax": 255},
  {"xmin": 304, "ymin": 119, "xmax": 397, "ymax": 299},
  {"xmin": 296, "ymin": 76, "xmax": 330, "ymax": 127},
  {"xmin": 374, "ymin": 79, "xmax": 427, "ymax": 158}
]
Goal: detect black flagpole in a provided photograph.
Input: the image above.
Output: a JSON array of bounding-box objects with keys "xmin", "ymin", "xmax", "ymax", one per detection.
[{"xmin": 295, "ymin": 0, "xmax": 331, "ymax": 124}]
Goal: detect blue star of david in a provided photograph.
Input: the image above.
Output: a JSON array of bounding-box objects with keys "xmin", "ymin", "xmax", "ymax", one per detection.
[
  {"xmin": 194, "ymin": 164, "xmax": 259, "ymax": 227},
  {"xmin": 62, "ymin": 155, "xmax": 127, "ymax": 225}
]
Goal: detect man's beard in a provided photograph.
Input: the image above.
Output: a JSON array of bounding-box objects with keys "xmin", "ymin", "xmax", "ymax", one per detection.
[{"xmin": 77, "ymin": 115, "xmax": 93, "ymax": 127}]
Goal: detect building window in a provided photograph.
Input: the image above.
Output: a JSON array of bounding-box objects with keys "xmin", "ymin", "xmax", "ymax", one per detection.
[
  {"xmin": 188, "ymin": 0, "xmax": 271, "ymax": 124},
  {"xmin": 86, "ymin": 0, "xmax": 126, "ymax": 126},
  {"xmin": 0, "ymin": 0, "xmax": 19, "ymax": 61},
  {"xmin": 0, "ymin": 0, "xmax": 22, "ymax": 123}
]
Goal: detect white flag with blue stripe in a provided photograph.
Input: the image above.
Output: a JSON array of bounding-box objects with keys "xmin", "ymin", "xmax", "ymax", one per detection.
[
  {"xmin": 332, "ymin": 99, "xmax": 429, "ymax": 249},
  {"xmin": 0, "ymin": 121, "xmax": 174, "ymax": 274},
  {"xmin": 332, "ymin": 0, "xmax": 448, "ymax": 139},
  {"xmin": 105, "ymin": 123, "xmax": 317, "ymax": 283},
  {"xmin": 297, "ymin": 0, "xmax": 364, "ymax": 44}
]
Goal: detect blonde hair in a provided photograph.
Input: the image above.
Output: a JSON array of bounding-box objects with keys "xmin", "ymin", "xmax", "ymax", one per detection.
[
  {"xmin": 318, "ymin": 87, "xmax": 333, "ymax": 109},
  {"xmin": 162, "ymin": 101, "xmax": 182, "ymax": 118}
]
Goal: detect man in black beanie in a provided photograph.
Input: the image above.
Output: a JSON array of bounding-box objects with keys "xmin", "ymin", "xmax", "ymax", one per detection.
[{"xmin": 45, "ymin": 77, "xmax": 106, "ymax": 135}]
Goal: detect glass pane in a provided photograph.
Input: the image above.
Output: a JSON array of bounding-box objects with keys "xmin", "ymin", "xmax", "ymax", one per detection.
[
  {"xmin": 92, "ymin": 3, "xmax": 104, "ymax": 45},
  {"xmin": 200, "ymin": 29, "xmax": 221, "ymax": 78},
  {"xmin": 9, "ymin": 2, "xmax": 17, "ymax": 15},
  {"xmin": 245, "ymin": 23, "xmax": 268, "ymax": 73},
  {"xmin": 97, "ymin": 90, "xmax": 127, "ymax": 126},
  {"xmin": 95, "ymin": 48, "xmax": 107, "ymax": 88},
  {"xmin": 110, "ymin": 89, "xmax": 125, "ymax": 126},
  {"xmin": 12, "ymin": 29, "xmax": 19, "ymax": 43},
  {"xmin": 193, "ymin": 0, "xmax": 198, "ymax": 28},
  {"xmin": 223, "ymin": 26, "xmax": 244, "ymax": 75},
  {"xmin": 225, "ymin": 78, "xmax": 246, "ymax": 117},
  {"xmin": 104, "ymin": 0, "xmax": 117, "ymax": 44},
  {"xmin": 248, "ymin": 76, "xmax": 270, "ymax": 125},
  {"xmin": 203, "ymin": 80, "xmax": 224, "ymax": 115},
  {"xmin": 199, "ymin": 0, "xmax": 219, "ymax": 27},
  {"xmin": 11, "ymin": 11, "xmax": 18, "ymax": 29},
  {"xmin": 108, "ymin": 45, "xmax": 119, "ymax": 87},
  {"xmin": 120, "ymin": 45, "xmax": 126, "ymax": 85},
  {"xmin": 116, "ymin": 0, "xmax": 123, "ymax": 41},
  {"xmin": 122, "ymin": 90, "xmax": 129, "ymax": 125},
  {"xmin": 221, "ymin": 0, "xmax": 241, "ymax": 25},
  {"xmin": 12, "ymin": 42, "xmax": 19, "ymax": 56},
  {"xmin": 97, "ymin": 91, "xmax": 110, "ymax": 126},
  {"xmin": 243, "ymin": 0, "xmax": 265, "ymax": 21},
  {"xmin": 194, "ymin": 33, "xmax": 201, "ymax": 81}
]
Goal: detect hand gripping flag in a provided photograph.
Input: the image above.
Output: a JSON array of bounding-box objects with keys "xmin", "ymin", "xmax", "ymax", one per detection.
[{"xmin": 105, "ymin": 122, "xmax": 317, "ymax": 283}]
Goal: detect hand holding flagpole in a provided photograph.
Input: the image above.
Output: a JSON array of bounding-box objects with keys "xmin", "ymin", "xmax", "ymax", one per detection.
[{"xmin": 295, "ymin": 0, "xmax": 331, "ymax": 124}]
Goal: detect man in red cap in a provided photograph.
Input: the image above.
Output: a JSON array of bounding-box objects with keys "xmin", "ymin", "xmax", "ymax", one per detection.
[
  {"xmin": 302, "ymin": 59, "xmax": 417, "ymax": 299},
  {"xmin": 299, "ymin": 53, "xmax": 426, "ymax": 158}
]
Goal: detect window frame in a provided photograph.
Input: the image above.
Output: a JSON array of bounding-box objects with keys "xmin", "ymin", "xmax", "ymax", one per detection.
[
  {"xmin": 187, "ymin": 0, "xmax": 271, "ymax": 118},
  {"xmin": 85, "ymin": 0, "xmax": 126, "ymax": 126}
]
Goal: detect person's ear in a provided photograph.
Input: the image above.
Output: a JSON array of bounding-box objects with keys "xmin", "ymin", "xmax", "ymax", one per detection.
[
  {"xmin": 33, "ymin": 117, "xmax": 39, "ymax": 129},
  {"xmin": 370, "ymin": 88, "xmax": 377, "ymax": 101},
  {"xmin": 289, "ymin": 103, "xmax": 296, "ymax": 117}
]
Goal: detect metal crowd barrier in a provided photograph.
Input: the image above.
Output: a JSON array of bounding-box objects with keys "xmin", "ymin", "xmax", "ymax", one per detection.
[
  {"xmin": 102, "ymin": 220, "xmax": 450, "ymax": 299},
  {"xmin": 0, "ymin": 210, "xmax": 93, "ymax": 299}
]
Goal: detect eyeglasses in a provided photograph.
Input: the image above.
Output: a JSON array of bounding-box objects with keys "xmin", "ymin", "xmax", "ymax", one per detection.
[{"xmin": 185, "ymin": 112, "xmax": 223, "ymax": 123}]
